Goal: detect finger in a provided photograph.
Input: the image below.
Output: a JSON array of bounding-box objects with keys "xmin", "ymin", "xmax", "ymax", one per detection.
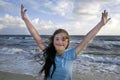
[
  {"xmin": 104, "ymin": 10, "xmax": 106, "ymax": 14},
  {"xmin": 106, "ymin": 12, "xmax": 108, "ymax": 16},
  {"xmin": 21, "ymin": 5, "xmax": 24, "ymax": 13},
  {"xmin": 101, "ymin": 12, "xmax": 104, "ymax": 20},
  {"xmin": 21, "ymin": 4, "xmax": 24, "ymax": 9},
  {"xmin": 21, "ymin": 4, "xmax": 27, "ymax": 13},
  {"xmin": 24, "ymin": 9, "xmax": 27, "ymax": 12},
  {"xmin": 107, "ymin": 18, "xmax": 111, "ymax": 21},
  {"xmin": 102, "ymin": 12, "xmax": 104, "ymax": 17},
  {"xmin": 106, "ymin": 18, "xmax": 111, "ymax": 23}
]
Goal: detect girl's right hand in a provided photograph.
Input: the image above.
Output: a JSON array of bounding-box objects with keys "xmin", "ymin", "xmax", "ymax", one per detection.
[{"xmin": 21, "ymin": 4, "xmax": 27, "ymax": 20}]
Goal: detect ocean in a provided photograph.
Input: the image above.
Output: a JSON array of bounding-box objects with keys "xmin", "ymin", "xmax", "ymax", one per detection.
[{"xmin": 0, "ymin": 35, "xmax": 120, "ymax": 77}]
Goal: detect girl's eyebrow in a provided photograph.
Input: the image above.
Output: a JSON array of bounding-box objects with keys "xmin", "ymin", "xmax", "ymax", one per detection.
[
  {"xmin": 55, "ymin": 36, "xmax": 68, "ymax": 39},
  {"xmin": 63, "ymin": 36, "xmax": 68, "ymax": 39}
]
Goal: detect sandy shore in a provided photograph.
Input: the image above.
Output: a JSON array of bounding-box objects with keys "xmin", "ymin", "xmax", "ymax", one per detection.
[
  {"xmin": 0, "ymin": 71, "xmax": 36, "ymax": 80},
  {"xmin": 72, "ymin": 72, "xmax": 120, "ymax": 80},
  {"xmin": 0, "ymin": 71, "xmax": 120, "ymax": 80}
]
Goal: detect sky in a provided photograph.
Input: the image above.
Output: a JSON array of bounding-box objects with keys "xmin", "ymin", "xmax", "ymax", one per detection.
[{"xmin": 0, "ymin": 0, "xmax": 120, "ymax": 35}]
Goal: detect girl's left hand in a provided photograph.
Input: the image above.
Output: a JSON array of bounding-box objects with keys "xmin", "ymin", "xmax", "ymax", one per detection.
[{"xmin": 100, "ymin": 10, "xmax": 111, "ymax": 26}]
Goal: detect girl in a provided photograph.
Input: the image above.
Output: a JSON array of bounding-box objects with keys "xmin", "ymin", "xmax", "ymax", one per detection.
[{"xmin": 21, "ymin": 4, "xmax": 110, "ymax": 80}]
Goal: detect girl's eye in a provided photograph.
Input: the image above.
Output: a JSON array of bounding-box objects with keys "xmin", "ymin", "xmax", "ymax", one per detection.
[
  {"xmin": 62, "ymin": 38, "xmax": 66, "ymax": 41},
  {"xmin": 55, "ymin": 37, "xmax": 68, "ymax": 41},
  {"xmin": 56, "ymin": 38, "xmax": 59, "ymax": 41},
  {"xmin": 62, "ymin": 37, "xmax": 68, "ymax": 41}
]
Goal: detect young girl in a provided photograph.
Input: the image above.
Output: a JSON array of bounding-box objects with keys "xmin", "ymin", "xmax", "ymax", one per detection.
[{"xmin": 21, "ymin": 4, "xmax": 110, "ymax": 80}]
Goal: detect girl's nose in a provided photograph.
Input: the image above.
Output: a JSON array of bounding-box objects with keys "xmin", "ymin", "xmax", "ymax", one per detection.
[
  {"xmin": 57, "ymin": 40, "xmax": 64, "ymax": 46},
  {"xmin": 58, "ymin": 41, "xmax": 62, "ymax": 44}
]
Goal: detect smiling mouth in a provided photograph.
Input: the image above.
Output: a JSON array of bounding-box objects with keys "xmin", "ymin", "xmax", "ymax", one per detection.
[{"xmin": 56, "ymin": 44, "xmax": 64, "ymax": 46}]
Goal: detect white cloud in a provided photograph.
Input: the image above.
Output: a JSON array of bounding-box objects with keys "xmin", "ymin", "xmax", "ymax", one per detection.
[
  {"xmin": 0, "ymin": 12, "xmax": 119, "ymax": 35},
  {"xmin": 0, "ymin": 0, "xmax": 13, "ymax": 12},
  {"xmin": 51, "ymin": 0, "xmax": 73, "ymax": 16},
  {"xmin": 0, "ymin": 14, "xmax": 58, "ymax": 35},
  {"xmin": 74, "ymin": 2, "xmax": 100, "ymax": 14},
  {"xmin": 29, "ymin": 0, "xmax": 74, "ymax": 17},
  {"xmin": 0, "ymin": 0, "xmax": 19, "ymax": 15},
  {"xmin": 0, "ymin": 0, "xmax": 120, "ymax": 35},
  {"xmin": 72, "ymin": 1, "xmax": 101, "ymax": 21},
  {"xmin": 0, "ymin": 14, "xmax": 27, "ymax": 34},
  {"xmin": 0, "ymin": 24, "xmax": 4, "ymax": 29},
  {"xmin": 101, "ymin": 14, "xmax": 120, "ymax": 35},
  {"xmin": 0, "ymin": 14, "xmax": 24, "ymax": 28}
]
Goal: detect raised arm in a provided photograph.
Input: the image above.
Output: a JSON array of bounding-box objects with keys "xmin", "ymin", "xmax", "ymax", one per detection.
[
  {"xmin": 76, "ymin": 10, "xmax": 111, "ymax": 55},
  {"xmin": 21, "ymin": 4, "xmax": 45, "ymax": 51}
]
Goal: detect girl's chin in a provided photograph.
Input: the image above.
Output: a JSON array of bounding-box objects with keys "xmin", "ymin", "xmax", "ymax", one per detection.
[
  {"xmin": 55, "ymin": 45, "xmax": 66, "ymax": 50},
  {"xmin": 56, "ymin": 48, "xmax": 65, "ymax": 53},
  {"xmin": 56, "ymin": 50, "xmax": 64, "ymax": 55},
  {"xmin": 55, "ymin": 46, "xmax": 65, "ymax": 49},
  {"xmin": 56, "ymin": 49, "xmax": 65, "ymax": 52}
]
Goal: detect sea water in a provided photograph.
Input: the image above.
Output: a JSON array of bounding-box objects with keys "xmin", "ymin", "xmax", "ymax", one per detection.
[{"xmin": 0, "ymin": 35, "xmax": 120, "ymax": 76}]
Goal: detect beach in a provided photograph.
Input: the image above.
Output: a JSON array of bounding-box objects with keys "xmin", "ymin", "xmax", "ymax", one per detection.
[
  {"xmin": 0, "ymin": 71, "xmax": 120, "ymax": 80},
  {"xmin": 0, "ymin": 71, "xmax": 36, "ymax": 80},
  {"xmin": 73, "ymin": 71, "xmax": 120, "ymax": 80},
  {"xmin": 0, "ymin": 35, "xmax": 120, "ymax": 80}
]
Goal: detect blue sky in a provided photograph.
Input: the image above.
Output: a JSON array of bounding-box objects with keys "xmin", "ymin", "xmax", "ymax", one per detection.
[{"xmin": 0, "ymin": 0, "xmax": 120, "ymax": 35}]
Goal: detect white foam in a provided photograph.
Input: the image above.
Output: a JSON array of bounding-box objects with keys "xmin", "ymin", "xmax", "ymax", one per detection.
[
  {"xmin": 0, "ymin": 47, "xmax": 25, "ymax": 54},
  {"xmin": 77, "ymin": 54, "xmax": 120, "ymax": 65}
]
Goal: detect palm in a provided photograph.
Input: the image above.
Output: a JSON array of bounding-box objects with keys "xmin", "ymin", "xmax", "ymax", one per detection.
[
  {"xmin": 21, "ymin": 4, "xmax": 27, "ymax": 20},
  {"xmin": 101, "ymin": 10, "xmax": 111, "ymax": 25}
]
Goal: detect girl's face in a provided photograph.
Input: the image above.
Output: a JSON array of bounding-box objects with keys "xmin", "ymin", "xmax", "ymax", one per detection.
[{"xmin": 53, "ymin": 32, "xmax": 69, "ymax": 55}]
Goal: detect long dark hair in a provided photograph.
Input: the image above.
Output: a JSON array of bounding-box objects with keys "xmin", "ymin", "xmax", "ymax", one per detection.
[{"xmin": 40, "ymin": 29, "xmax": 70, "ymax": 80}]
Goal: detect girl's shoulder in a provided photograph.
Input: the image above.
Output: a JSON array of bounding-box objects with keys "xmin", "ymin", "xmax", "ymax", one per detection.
[
  {"xmin": 65, "ymin": 48, "xmax": 76, "ymax": 54},
  {"xmin": 64, "ymin": 48, "xmax": 76, "ymax": 60}
]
